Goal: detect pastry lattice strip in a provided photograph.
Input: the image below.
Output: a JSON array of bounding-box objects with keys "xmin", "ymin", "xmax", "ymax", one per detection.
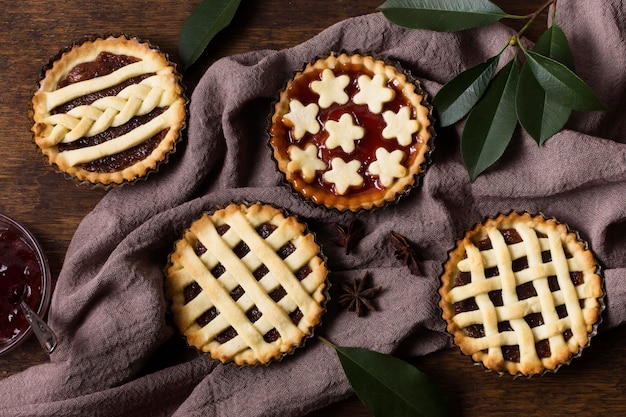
[
  {"xmin": 448, "ymin": 223, "xmax": 597, "ymax": 365},
  {"xmin": 41, "ymin": 74, "xmax": 177, "ymax": 147},
  {"xmin": 168, "ymin": 206, "xmax": 324, "ymax": 362}
]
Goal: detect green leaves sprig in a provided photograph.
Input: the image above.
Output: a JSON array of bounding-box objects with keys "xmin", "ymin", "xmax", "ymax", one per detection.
[
  {"xmin": 178, "ymin": 0, "xmax": 242, "ymax": 72},
  {"xmin": 320, "ymin": 337, "xmax": 452, "ymax": 417},
  {"xmin": 378, "ymin": 0, "xmax": 606, "ymax": 181}
]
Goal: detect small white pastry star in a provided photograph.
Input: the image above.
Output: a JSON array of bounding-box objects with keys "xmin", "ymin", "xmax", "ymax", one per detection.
[
  {"xmin": 368, "ymin": 147, "xmax": 407, "ymax": 187},
  {"xmin": 287, "ymin": 143, "xmax": 326, "ymax": 183},
  {"xmin": 382, "ymin": 107, "xmax": 419, "ymax": 146},
  {"xmin": 310, "ymin": 68, "xmax": 350, "ymax": 108},
  {"xmin": 283, "ymin": 100, "xmax": 320, "ymax": 140},
  {"xmin": 324, "ymin": 113, "xmax": 365, "ymax": 153},
  {"xmin": 353, "ymin": 73, "xmax": 395, "ymax": 113},
  {"xmin": 323, "ymin": 157, "xmax": 363, "ymax": 195}
]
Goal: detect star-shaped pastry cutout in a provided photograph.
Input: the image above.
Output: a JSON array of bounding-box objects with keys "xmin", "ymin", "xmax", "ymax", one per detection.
[
  {"xmin": 368, "ymin": 147, "xmax": 407, "ymax": 187},
  {"xmin": 324, "ymin": 113, "xmax": 365, "ymax": 153},
  {"xmin": 287, "ymin": 143, "xmax": 326, "ymax": 183},
  {"xmin": 382, "ymin": 107, "xmax": 419, "ymax": 146},
  {"xmin": 310, "ymin": 68, "xmax": 350, "ymax": 108},
  {"xmin": 283, "ymin": 99, "xmax": 320, "ymax": 140},
  {"xmin": 322, "ymin": 157, "xmax": 363, "ymax": 195},
  {"xmin": 353, "ymin": 73, "xmax": 395, "ymax": 114}
]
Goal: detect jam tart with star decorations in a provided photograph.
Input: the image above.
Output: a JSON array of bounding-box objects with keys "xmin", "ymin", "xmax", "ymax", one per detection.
[
  {"xmin": 31, "ymin": 35, "xmax": 186, "ymax": 187},
  {"xmin": 164, "ymin": 203, "xmax": 328, "ymax": 366},
  {"xmin": 269, "ymin": 52, "xmax": 434, "ymax": 212},
  {"xmin": 439, "ymin": 212, "xmax": 604, "ymax": 376}
]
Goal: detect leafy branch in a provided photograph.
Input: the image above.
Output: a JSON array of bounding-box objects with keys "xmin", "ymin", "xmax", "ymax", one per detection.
[{"xmin": 378, "ymin": 0, "xmax": 606, "ymax": 181}]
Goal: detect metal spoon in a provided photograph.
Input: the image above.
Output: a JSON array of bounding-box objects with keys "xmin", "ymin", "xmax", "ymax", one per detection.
[{"xmin": 18, "ymin": 287, "xmax": 57, "ymax": 355}]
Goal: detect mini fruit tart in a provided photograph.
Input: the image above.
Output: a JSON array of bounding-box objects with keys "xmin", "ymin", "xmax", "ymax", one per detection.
[
  {"xmin": 439, "ymin": 212, "xmax": 604, "ymax": 376},
  {"xmin": 164, "ymin": 203, "xmax": 328, "ymax": 366},
  {"xmin": 269, "ymin": 52, "xmax": 434, "ymax": 212},
  {"xmin": 31, "ymin": 35, "xmax": 186, "ymax": 187}
]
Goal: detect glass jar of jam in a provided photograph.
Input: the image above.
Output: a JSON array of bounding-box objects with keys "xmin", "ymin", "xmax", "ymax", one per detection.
[{"xmin": 0, "ymin": 213, "xmax": 51, "ymax": 355}]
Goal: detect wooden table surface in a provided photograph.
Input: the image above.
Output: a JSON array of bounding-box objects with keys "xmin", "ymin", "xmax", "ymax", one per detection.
[{"xmin": 1, "ymin": 1, "xmax": 625, "ymax": 416}]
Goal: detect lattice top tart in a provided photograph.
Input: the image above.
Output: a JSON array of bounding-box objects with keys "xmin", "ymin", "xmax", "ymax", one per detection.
[
  {"xmin": 439, "ymin": 212, "xmax": 604, "ymax": 376},
  {"xmin": 31, "ymin": 35, "xmax": 186, "ymax": 187},
  {"xmin": 269, "ymin": 52, "xmax": 433, "ymax": 212},
  {"xmin": 164, "ymin": 203, "xmax": 328, "ymax": 366}
]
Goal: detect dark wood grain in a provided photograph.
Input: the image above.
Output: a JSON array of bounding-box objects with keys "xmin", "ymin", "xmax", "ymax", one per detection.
[{"xmin": 1, "ymin": 1, "xmax": 625, "ymax": 416}]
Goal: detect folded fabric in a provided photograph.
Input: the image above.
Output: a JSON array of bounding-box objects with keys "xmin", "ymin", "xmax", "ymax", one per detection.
[{"xmin": 1, "ymin": 0, "xmax": 625, "ymax": 415}]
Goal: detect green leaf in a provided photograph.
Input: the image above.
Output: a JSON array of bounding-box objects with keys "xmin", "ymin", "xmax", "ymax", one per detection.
[
  {"xmin": 322, "ymin": 339, "xmax": 452, "ymax": 417},
  {"xmin": 377, "ymin": 0, "xmax": 508, "ymax": 32},
  {"xmin": 516, "ymin": 24, "xmax": 574, "ymax": 144},
  {"xmin": 433, "ymin": 54, "xmax": 500, "ymax": 127},
  {"xmin": 516, "ymin": 67, "xmax": 571, "ymax": 145},
  {"xmin": 178, "ymin": 0, "xmax": 242, "ymax": 72},
  {"xmin": 462, "ymin": 58, "xmax": 519, "ymax": 181},
  {"xmin": 532, "ymin": 24, "xmax": 575, "ymax": 71},
  {"xmin": 523, "ymin": 49, "xmax": 607, "ymax": 112}
]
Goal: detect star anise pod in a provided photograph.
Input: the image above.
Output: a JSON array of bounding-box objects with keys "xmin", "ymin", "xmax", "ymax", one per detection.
[
  {"xmin": 338, "ymin": 272, "xmax": 381, "ymax": 317},
  {"xmin": 389, "ymin": 231, "xmax": 421, "ymax": 276},
  {"xmin": 333, "ymin": 219, "xmax": 364, "ymax": 255}
]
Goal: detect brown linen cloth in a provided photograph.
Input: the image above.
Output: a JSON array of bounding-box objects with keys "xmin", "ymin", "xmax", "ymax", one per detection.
[{"xmin": 1, "ymin": 0, "xmax": 626, "ymax": 415}]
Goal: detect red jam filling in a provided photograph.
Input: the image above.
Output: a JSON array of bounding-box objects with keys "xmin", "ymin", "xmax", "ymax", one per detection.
[
  {"xmin": 52, "ymin": 51, "xmax": 168, "ymax": 173},
  {"xmin": 0, "ymin": 228, "xmax": 43, "ymax": 349},
  {"xmin": 271, "ymin": 64, "xmax": 422, "ymax": 200},
  {"xmin": 59, "ymin": 51, "xmax": 140, "ymax": 87}
]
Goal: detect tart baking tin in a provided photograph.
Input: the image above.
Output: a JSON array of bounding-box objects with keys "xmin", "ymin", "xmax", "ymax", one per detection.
[
  {"xmin": 438, "ymin": 211, "xmax": 605, "ymax": 377},
  {"xmin": 268, "ymin": 51, "xmax": 436, "ymax": 212},
  {"xmin": 31, "ymin": 34, "xmax": 187, "ymax": 189},
  {"xmin": 164, "ymin": 202, "xmax": 330, "ymax": 366}
]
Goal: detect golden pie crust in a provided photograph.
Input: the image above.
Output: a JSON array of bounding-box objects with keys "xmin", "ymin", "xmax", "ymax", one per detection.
[
  {"xmin": 269, "ymin": 52, "xmax": 434, "ymax": 212},
  {"xmin": 164, "ymin": 203, "xmax": 328, "ymax": 366},
  {"xmin": 439, "ymin": 212, "xmax": 604, "ymax": 376},
  {"xmin": 31, "ymin": 35, "xmax": 186, "ymax": 187}
]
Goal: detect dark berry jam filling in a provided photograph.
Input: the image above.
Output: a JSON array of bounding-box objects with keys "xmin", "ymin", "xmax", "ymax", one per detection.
[
  {"xmin": 269, "ymin": 286, "xmax": 286, "ymax": 302},
  {"xmin": 230, "ymin": 285, "xmax": 244, "ymax": 301},
  {"xmin": 277, "ymin": 242, "xmax": 296, "ymax": 259},
  {"xmin": 233, "ymin": 241, "xmax": 250, "ymax": 258},
  {"xmin": 196, "ymin": 307, "xmax": 219, "ymax": 327},
  {"xmin": 0, "ymin": 228, "xmax": 43, "ymax": 349},
  {"xmin": 246, "ymin": 306, "xmax": 262, "ymax": 322},
  {"xmin": 211, "ymin": 264, "xmax": 226, "ymax": 278},
  {"xmin": 183, "ymin": 281, "xmax": 202, "ymax": 304},
  {"xmin": 194, "ymin": 241, "xmax": 207, "ymax": 257},
  {"xmin": 253, "ymin": 265, "xmax": 269, "ymax": 280},
  {"xmin": 295, "ymin": 265, "xmax": 312, "ymax": 281},
  {"xmin": 263, "ymin": 328, "xmax": 280, "ymax": 343},
  {"xmin": 58, "ymin": 51, "xmax": 139, "ymax": 87},
  {"xmin": 256, "ymin": 223, "xmax": 277, "ymax": 238},
  {"xmin": 216, "ymin": 326, "xmax": 238, "ymax": 344}
]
